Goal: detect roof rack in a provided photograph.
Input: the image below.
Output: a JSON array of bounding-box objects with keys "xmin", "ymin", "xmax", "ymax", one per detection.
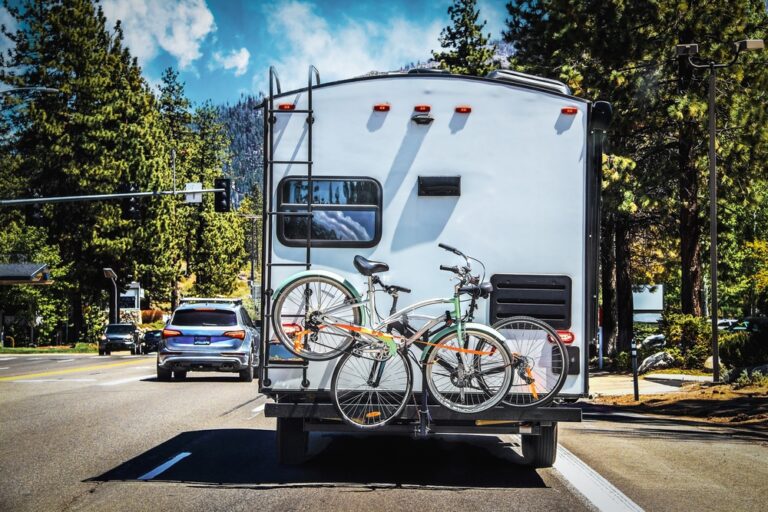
[
  {"xmin": 485, "ymin": 69, "xmax": 571, "ymax": 95},
  {"xmin": 180, "ymin": 297, "xmax": 243, "ymax": 305}
]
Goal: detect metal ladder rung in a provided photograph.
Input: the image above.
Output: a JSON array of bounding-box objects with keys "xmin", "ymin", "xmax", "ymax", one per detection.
[
  {"xmin": 268, "ymin": 262, "xmax": 311, "ymax": 267},
  {"xmin": 267, "ymin": 211, "xmax": 313, "ymax": 217},
  {"xmin": 269, "ymin": 160, "xmax": 312, "ymax": 165},
  {"xmin": 269, "ymin": 109, "xmax": 312, "ymax": 114}
]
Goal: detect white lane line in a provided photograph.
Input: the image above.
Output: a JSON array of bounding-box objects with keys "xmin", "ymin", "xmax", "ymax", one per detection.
[
  {"xmin": 138, "ymin": 452, "xmax": 192, "ymax": 481},
  {"xmin": 55, "ymin": 358, "xmax": 76, "ymax": 363},
  {"xmin": 0, "ymin": 357, "xmax": 13, "ymax": 361},
  {"xmin": 248, "ymin": 404, "xmax": 266, "ymax": 419},
  {"xmin": 0, "ymin": 367, "xmax": 9, "ymax": 370},
  {"xmin": 100, "ymin": 374, "xmax": 155, "ymax": 386},
  {"xmin": 554, "ymin": 445, "xmax": 644, "ymax": 512},
  {"xmin": 14, "ymin": 378, "xmax": 98, "ymax": 383}
]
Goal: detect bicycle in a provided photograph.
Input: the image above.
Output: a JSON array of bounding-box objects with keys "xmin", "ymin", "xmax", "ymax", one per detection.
[{"xmin": 271, "ymin": 243, "xmax": 515, "ymax": 428}]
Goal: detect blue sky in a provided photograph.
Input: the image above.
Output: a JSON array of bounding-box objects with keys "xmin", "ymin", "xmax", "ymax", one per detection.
[{"xmin": 94, "ymin": 0, "xmax": 509, "ymax": 105}]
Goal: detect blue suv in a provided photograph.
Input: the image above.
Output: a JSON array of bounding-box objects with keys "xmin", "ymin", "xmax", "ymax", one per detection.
[{"xmin": 157, "ymin": 298, "xmax": 259, "ymax": 382}]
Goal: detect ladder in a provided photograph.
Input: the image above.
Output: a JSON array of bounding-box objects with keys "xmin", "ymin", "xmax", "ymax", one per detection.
[{"xmin": 260, "ymin": 65, "xmax": 320, "ymax": 388}]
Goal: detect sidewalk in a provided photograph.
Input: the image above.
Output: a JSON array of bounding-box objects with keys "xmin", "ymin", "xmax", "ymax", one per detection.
[{"xmin": 588, "ymin": 371, "xmax": 695, "ymax": 396}]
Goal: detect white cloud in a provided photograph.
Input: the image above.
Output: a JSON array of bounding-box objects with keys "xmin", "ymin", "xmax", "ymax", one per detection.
[
  {"xmin": 102, "ymin": 0, "xmax": 215, "ymax": 69},
  {"xmin": 211, "ymin": 47, "xmax": 250, "ymax": 76},
  {"xmin": 254, "ymin": 1, "xmax": 442, "ymax": 93},
  {"xmin": 0, "ymin": 6, "xmax": 17, "ymax": 56}
]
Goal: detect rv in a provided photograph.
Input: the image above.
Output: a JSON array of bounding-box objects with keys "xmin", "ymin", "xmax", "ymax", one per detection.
[{"xmin": 258, "ymin": 66, "xmax": 611, "ymax": 467}]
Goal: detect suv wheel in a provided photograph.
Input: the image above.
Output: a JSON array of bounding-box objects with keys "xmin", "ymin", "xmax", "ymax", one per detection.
[
  {"xmin": 239, "ymin": 362, "xmax": 254, "ymax": 382},
  {"xmin": 173, "ymin": 371, "xmax": 187, "ymax": 380},
  {"xmin": 98, "ymin": 348, "xmax": 105, "ymax": 356},
  {"xmin": 157, "ymin": 366, "xmax": 172, "ymax": 381}
]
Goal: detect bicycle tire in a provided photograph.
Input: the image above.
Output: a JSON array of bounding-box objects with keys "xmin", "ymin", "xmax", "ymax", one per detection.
[
  {"xmin": 331, "ymin": 348, "xmax": 413, "ymax": 429},
  {"xmin": 272, "ymin": 275, "xmax": 361, "ymax": 361},
  {"xmin": 492, "ymin": 316, "xmax": 569, "ymax": 408},
  {"xmin": 424, "ymin": 325, "xmax": 513, "ymax": 414}
]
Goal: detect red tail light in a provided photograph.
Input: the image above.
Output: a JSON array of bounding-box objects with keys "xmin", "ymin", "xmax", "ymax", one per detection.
[
  {"xmin": 373, "ymin": 103, "xmax": 390, "ymax": 112},
  {"xmin": 223, "ymin": 330, "xmax": 246, "ymax": 340},
  {"xmin": 455, "ymin": 105, "xmax": 472, "ymax": 114},
  {"xmin": 162, "ymin": 329, "xmax": 181, "ymax": 338},
  {"xmin": 561, "ymin": 106, "xmax": 578, "ymax": 115},
  {"xmin": 414, "ymin": 105, "xmax": 431, "ymax": 113},
  {"xmin": 278, "ymin": 103, "xmax": 296, "ymax": 111},
  {"xmin": 557, "ymin": 331, "xmax": 576, "ymax": 344}
]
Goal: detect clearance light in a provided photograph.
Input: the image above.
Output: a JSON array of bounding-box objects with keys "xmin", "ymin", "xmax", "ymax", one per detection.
[
  {"xmin": 373, "ymin": 103, "xmax": 391, "ymax": 112},
  {"xmin": 455, "ymin": 105, "xmax": 472, "ymax": 114},
  {"xmin": 561, "ymin": 106, "xmax": 579, "ymax": 115},
  {"xmin": 278, "ymin": 103, "xmax": 296, "ymax": 111},
  {"xmin": 414, "ymin": 105, "xmax": 431, "ymax": 113},
  {"xmin": 162, "ymin": 329, "xmax": 182, "ymax": 338},
  {"xmin": 223, "ymin": 330, "xmax": 246, "ymax": 340},
  {"xmin": 557, "ymin": 331, "xmax": 576, "ymax": 344}
]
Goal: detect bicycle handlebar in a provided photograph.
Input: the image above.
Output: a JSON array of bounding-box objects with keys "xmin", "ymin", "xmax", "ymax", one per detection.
[
  {"xmin": 440, "ymin": 265, "xmax": 461, "ymax": 274},
  {"xmin": 438, "ymin": 243, "xmax": 463, "ymax": 256}
]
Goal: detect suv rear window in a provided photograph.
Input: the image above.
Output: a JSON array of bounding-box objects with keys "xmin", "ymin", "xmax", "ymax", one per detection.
[
  {"xmin": 105, "ymin": 324, "xmax": 135, "ymax": 334},
  {"xmin": 172, "ymin": 309, "xmax": 237, "ymax": 326}
]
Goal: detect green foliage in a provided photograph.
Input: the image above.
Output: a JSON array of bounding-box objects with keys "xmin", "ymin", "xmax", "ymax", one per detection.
[
  {"xmin": 633, "ymin": 322, "xmax": 660, "ymax": 341},
  {"xmin": 432, "ymin": 0, "xmax": 496, "ymax": 76},
  {"xmin": 732, "ymin": 370, "xmax": 768, "ymax": 389},
  {"xmin": 663, "ymin": 346, "xmax": 685, "ymax": 368},
  {"xmin": 719, "ymin": 331, "xmax": 768, "ymax": 368},
  {"xmin": 660, "ymin": 313, "xmax": 712, "ymax": 368}
]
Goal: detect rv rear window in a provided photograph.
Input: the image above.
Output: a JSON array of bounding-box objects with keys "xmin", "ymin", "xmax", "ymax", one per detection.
[{"xmin": 277, "ymin": 177, "xmax": 382, "ymax": 248}]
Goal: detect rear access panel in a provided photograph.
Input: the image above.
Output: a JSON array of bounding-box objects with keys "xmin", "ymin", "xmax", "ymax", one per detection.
[{"xmin": 489, "ymin": 274, "xmax": 572, "ymax": 330}]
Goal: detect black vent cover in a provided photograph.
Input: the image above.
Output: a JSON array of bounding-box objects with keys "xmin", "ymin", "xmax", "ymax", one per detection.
[
  {"xmin": 489, "ymin": 274, "xmax": 572, "ymax": 329},
  {"xmin": 418, "ymin": 176, "xmax": 461, "ymax": 196}
]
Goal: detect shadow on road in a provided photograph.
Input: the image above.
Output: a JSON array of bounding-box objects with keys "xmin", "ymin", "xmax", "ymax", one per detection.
[{"xmin": 88, "ymin": 429, "xmax": 546, "ymax": 489}]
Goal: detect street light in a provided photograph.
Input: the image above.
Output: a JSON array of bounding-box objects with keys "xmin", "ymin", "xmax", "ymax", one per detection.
[
  {"xmin": 675, "ymin": 39, "xmax": 764, "ymax": 383},
  {"xmin": 103, "ymin": 268, "xmax": 118, "ymax": 324}
]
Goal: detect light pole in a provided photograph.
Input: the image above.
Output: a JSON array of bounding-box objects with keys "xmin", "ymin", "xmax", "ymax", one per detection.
[
  {"xmin": 103, "ymin": 268, "xmax": 118, "ymax": 324},
  {"xmin": 675, "ymin": 39, "xmax": 765, "ymax": 382}
]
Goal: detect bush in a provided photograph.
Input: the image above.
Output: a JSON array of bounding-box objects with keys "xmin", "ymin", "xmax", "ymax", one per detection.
[
  {"xmin": 732, "ymin": 370, "xmax": 768, "ymax": 389},
  {"xmin": 633, "ymin": 322, "xmax": 661, "ymax": 342},
  {"xmin": 663, "ymin": 346, "xmax": 685, "ymax": 367},
  {"xmin": 614, "ymin": 351, "xmax": 631, "ymax": 371},
  {"xmin": 660, "ymin": 313, "xmax": 712, "ymax": 369},
  {"xmin": 719, "ymin": 331, "xmax": 768, "ymax": 368}
]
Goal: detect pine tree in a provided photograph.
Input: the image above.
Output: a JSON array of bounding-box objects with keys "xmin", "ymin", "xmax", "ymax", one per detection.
[{"xmin": 432, "ymin": 0, "xmax": 497, "ymax": 76}]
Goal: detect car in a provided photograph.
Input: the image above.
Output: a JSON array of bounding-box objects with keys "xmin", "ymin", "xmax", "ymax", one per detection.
[
  {"xmin": 99, "ymin": 323, "xmax": 141, "ymax": 355},
  {"xmin": 141, "ymin": 329, "xmax": 163, "ymax": 354},
  {"xmin": 729, "ymin": 317, "xmax": 768, "ymax": 333},
  {"xmin": 717, "ymin": 318, "xmax": 738, "ymax": 330},
  {"xmin": 156, "ymin": 298, "xmax": 260, "ymax": 382}
]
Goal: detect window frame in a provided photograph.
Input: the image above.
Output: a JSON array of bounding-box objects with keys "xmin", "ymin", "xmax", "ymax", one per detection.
[{"xmin": 276, "ymin": 175, "xmax": 383, "ymax": 248}]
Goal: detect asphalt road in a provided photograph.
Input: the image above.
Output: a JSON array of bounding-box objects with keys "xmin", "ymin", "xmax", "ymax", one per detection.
[{"xmin": 0, "ymin": 355, "xmax": 766, "ymax": 511}]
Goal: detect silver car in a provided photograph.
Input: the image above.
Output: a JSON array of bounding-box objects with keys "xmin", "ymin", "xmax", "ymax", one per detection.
[{"xmin": 157, "ymin": 299, "xmax": 259, "ymax": 382}]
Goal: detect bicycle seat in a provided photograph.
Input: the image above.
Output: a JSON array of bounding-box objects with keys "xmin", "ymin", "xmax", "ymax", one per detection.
[{"xmin": 353, "ymin": 255, "xmax": 389, "ymax": 276}]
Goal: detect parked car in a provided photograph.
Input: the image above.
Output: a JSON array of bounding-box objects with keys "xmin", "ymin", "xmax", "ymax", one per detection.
[
  {"xmin": 141, "ymin": 329, "xmax": 163, "ymax": 354},
  {"xmin": 99, "ymin": 323, "xmax": 141, "ymax": 355},
  {"xmin": 156, "ymin": 298, "xmax": 259, "ymax": 382},
  {"xmin": 717, "ymin": 318, "xmax": 739, "ymax": 330},
  {"xmin": 729, "ymin": 317, "xmax": 768, "ymax": 333}
]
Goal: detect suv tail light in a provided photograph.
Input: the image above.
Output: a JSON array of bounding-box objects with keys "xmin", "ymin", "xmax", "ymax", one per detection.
[
  {"xmin": 223, "ymin": 330, "xmax": 246, "ymax": 340},
  {"xmin": 162, "ymin": 329, "xmax": 181, "ymax": 338}
]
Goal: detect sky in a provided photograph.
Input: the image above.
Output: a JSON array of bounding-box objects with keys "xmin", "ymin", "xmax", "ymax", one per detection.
[{"xmin": 92, "ymin": 0, "xmax": 510, "ymax": 105}]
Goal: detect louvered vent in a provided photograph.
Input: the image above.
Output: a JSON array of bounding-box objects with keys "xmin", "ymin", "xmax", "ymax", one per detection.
[{"xmin": 489, "ymin": 274, "xmax": 572, "ymax": 329}]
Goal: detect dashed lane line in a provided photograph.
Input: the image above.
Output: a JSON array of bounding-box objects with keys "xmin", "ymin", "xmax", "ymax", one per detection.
[
  {"xmin": 55, "ymin": 358, "xmax": 76, "ymax": 363},
  {"xmin": 99, "ymin": 374, "xmax": 156, "ymax": 386},
  {"xmin": 0, "ymin": 359, "xmax": 147, "ymax": 382},
  {"xmin": 554, "ymin": 445, "xmax": 644, "ymax": 512},
  {"xmin": 138, "ymin": 452, "xmax": 192, "ymax": 481},
  {"xmin": 14, "ymin": 378, "xmax": 98, "ymax": 383}
]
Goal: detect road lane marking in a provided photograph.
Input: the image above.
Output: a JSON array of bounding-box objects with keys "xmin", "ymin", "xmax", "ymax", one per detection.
[
  {"xmin": 248, "ymin": 404, "xmax": 266, "ymax": 419},
  {"xmin": 0, "ymin": 359, "xmax": 147, "ymax": 382},
  {"xmin": 14, "ymin": 378, "xmax": 98, "ymax": 383},
  {"xmin": 100, "ymin": 374, "xmax": 156, "ymax": 386},
  {"xmin": 0, "ymin": 357, "xmax": 13, "ymax": 361},
  {"xmin": 55, "ymin": 358, "xmax": 76, "ymax": 363},
  {"xmin": 138, "ymin": 452, "xmax": 192, "ymax": 481},
  {"xmin": 554, "ymin": 445, "xmax": 644, "ymax": 512},
  {"xmin": 0, "ymin": 367, "xmax": 9, "ymax": 370}
]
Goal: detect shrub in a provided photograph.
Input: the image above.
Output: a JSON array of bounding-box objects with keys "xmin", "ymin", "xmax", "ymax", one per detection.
[
  {"xmin": 663, "ymin": 346, "xmax": 685, "ymax": 367},
  {"xmin": 633, "ymin": 322, "xmax": 661, "ymax": 342},
  {"xmin": 614, "ymin": 351, "xmax": 631, "ymax": 371},
  {"xmin": 661, "ymin": 313, "xmax": 711, "ymax": 351},
  {"xmin": 720, "ymin": 331, "xmax": 768, "ymax": 368},
  {"xmin": 732, "ymin": 370, "xmax": 768, "ymax": 389}
]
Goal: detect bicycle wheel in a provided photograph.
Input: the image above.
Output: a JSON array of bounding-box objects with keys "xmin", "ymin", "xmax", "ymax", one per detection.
[
  {"xmin": 425, "ymin": 325, "xmax": 513, "ymax": 413},
  {"xmin": 331, "ymin": 348, "xmax": 413, "ymax": 429},
  {"xmin": 272, "ymin": 275, "xmax": 361, "ymax": 361},
  {"xmin": 492, "ymin": 316, "xmax": 568, "ymax": 408}
]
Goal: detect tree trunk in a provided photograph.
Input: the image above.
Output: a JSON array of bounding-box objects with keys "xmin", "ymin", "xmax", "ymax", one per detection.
[
  {"xmin": 72, "ymin": 291, "xmax": 83, "ymax": 343},
  {"xmin": 678, "ymin": 123, "xmax": 703, "ymax": 316},
  {"xmin": 600, "ymin": 213, "xmax": 617, "ymax": 353},
  {"xmin": 615, "ymin": 219, "xmax": 634, "ymax": 353}
]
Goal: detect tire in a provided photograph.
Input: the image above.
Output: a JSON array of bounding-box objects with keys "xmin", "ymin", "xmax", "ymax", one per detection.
[
  {"xmin": 173, "ymin": 371, "xmax": 187, "ymax": 380},
  {"xmin": 105, "ymin": 350, "xmax": 111, "ymax": 356},
  {"xmin": 331, "ymin": 348, "xmax": 412, "ymax": 429},
  {"xmin": 492, "ymin": 316, "xmax": 569, "ymax": 408},
  {"xmin": 276, "ymin": 418, "xmax": 308, "ymax": 465},
  {"xmin": 271, "ymin": 275, "xmax": 362, "ymax": 361},
  {"xmin": 157, "ymin": 366, "xmax": 172, "ymax": 381},
  {"xmin": 424, "ymin": 325, "xmax": 513, "ymax": 414},
  {"xmin": 239, "ymin": 363, "xmax": 254, "ymax": 382},
  {"xmin": 130, "ymin": 346, "xmax": 136, "ymax": 355},
  {"xmin": 522, "ymin": 423, "xmax": 558, "ymax": 468}
]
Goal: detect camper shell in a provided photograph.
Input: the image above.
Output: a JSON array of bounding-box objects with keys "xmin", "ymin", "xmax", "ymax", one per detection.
[{"xmin": 257, "ymin": 66, "xmax": 610, "ymax": 465}]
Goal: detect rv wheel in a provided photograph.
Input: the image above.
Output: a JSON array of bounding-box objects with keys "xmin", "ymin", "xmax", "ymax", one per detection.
[{"xmin": 522, "ymin": 423, "xmax": 558, "ymax": 468}]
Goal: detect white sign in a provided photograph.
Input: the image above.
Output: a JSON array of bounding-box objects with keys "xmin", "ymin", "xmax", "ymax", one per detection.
[{"xmin": 184, "ymin": 182, "xmax": 203, "ymax": 204}]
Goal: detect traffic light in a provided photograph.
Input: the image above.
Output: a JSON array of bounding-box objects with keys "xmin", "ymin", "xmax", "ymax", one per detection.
[
  {"xmin": 120, "ymin": 183, "xmax": 141, "ymax": 220},
  {"xmin": 214, "ymin": 178, "xmax": 231, "ymax": 212}
]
